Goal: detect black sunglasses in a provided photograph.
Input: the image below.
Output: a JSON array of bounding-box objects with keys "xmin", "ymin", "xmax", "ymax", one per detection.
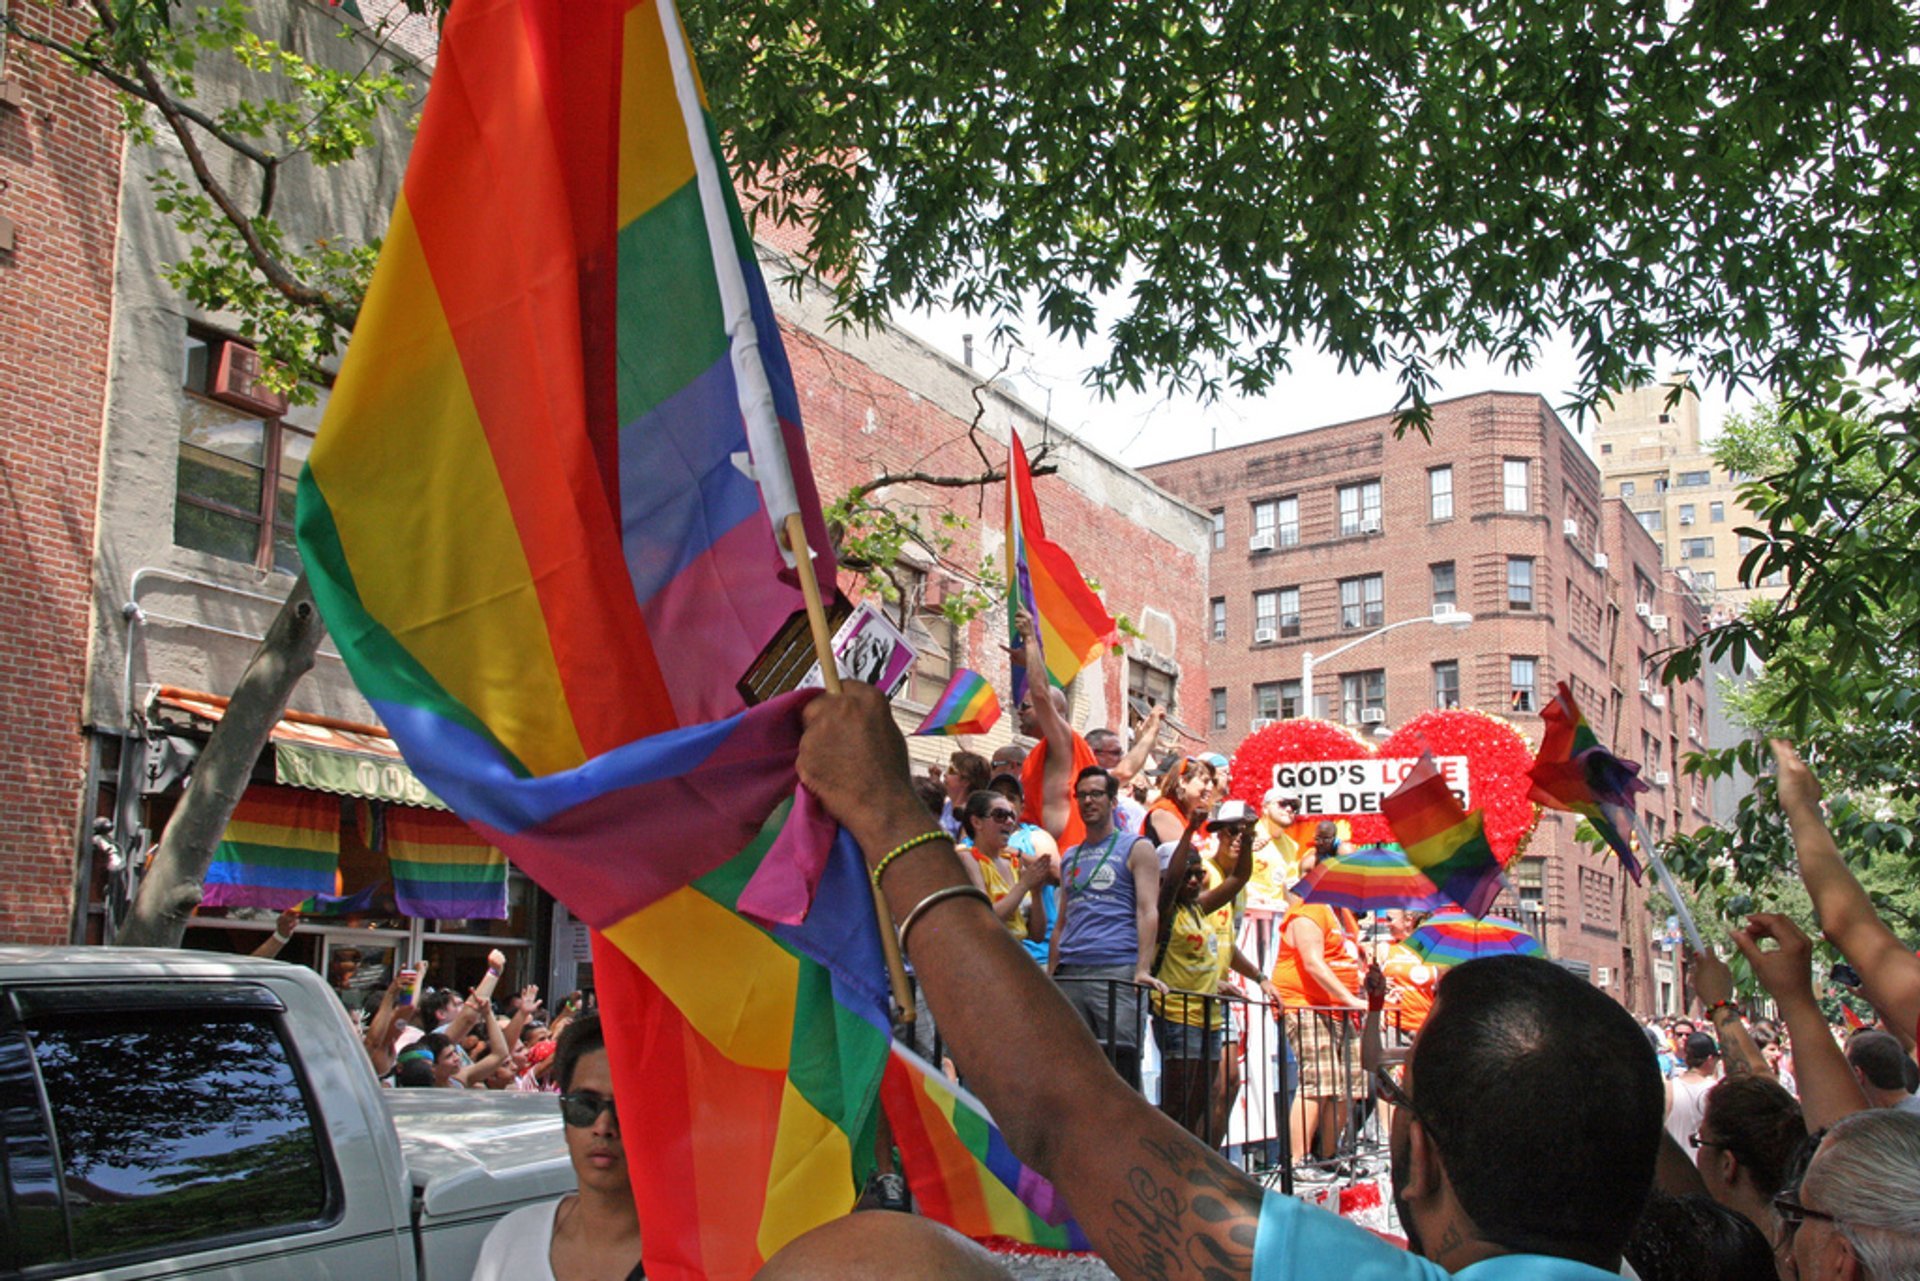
[
  {"xmin": 1689, "ymin": 1131, "xmax": 1731, "ymax": 1151},
  {"xmin": 1373, "ymin": 1063, "xmax": 1419, "ymax": 1118},
  {"xmin": 558, "ymin": 1091, "xmax": 618, "ymax": 1128}
]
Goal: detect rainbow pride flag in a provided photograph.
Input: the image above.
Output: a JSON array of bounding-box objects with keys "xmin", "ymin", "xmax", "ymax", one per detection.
[
  {"xmin": 295, "ymin": 1, "xmax": 881, "ymax": 1274},
  {"xmin": 1380, "ymin": 753, "xmax": 1505, "ymax": 918},
  {"xmin": 203, "ymin": 788, "xmax": 340, "ymax": 910},
  {"xmin": 1006, "ymin": 427, "xmax": 1116, "ymax": 705},
  {"xmin": 1527, "ymin": 681, "xmax": 1648, "ymax": 882},
  {"xmin": 881, "ymin": 1044, "xmax": 1091, "ymax": 1253},
  {"xmin": 912, "ymin": 669, "xmax": 1001, "ymax": 736},
  {"xmin": 386, "ymin": 808, "xmax": 508, "ymax": 920}
]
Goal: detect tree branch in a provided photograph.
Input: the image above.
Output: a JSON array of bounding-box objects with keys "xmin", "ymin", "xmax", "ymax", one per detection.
[{"xmin": 843, "ymin": 445, "xmax": 1058, "ymax": 508}]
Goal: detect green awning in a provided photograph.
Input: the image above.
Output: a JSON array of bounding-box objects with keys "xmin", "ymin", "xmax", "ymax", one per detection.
[{"xmin": 274, "ymin": 742, "xmax": 447, "ymax": 810}]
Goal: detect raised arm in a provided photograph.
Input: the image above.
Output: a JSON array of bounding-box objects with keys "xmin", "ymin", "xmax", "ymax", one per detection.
[
  {"xmin": 1773, "ymin": 739, "xmax": 1920, "ymax": 1037},
  {"xmin": 454, "ymin": 993, "xmax": 511, "ymax": 1086},
  {"xmin": 1156, "ymin": 808, "xmax": 1208, "ymax": 922},
  {"xmin": 1111, "ymin": 706, "xmax": 1165, "ymax": 788},
  {"xmin": 1688, "ymin": 945, "xmax": 1769, "ymax": 1080},
  {"xmin": 1017, "ymin": 609, "xmax": 1076, "ymax": 840},
  {"xmin": 1195, "ymin": 823, "xmax": 1253, "ymax": 916},
  {"xmin": 1730, "ymin": 912, "xmax": 1866, "ymax": 1132},
  {"xmin": 798, "ymin": 684, "xmax": 1261, "ymax": 1278}
]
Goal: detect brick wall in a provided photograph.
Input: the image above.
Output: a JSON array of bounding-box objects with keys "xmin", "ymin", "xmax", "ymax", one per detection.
[{"xmin": 0, "ymin": 10, "xmax": 125, "ymax": 942}]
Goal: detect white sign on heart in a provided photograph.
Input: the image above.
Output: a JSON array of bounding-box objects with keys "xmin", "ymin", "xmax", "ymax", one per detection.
[{"xmin": 1270, "ymin": 756, "xmax": 1472, "ymax": 816}]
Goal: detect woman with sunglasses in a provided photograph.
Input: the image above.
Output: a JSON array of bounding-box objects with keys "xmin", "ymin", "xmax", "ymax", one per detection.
[
  {"xmin": 1142, "ymin": 755, "xmax": 1215, "ymax": 848},
  {"xmin": 960, "ymin": 790, "xmax": 1049, "ymax": 942},
  {"xmin": 472, "ymin": 1012, "xmax": 643, "ymax": 1280}
]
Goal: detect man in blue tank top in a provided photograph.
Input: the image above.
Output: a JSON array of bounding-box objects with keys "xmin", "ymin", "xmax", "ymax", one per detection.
[{"xmin": 1048, "ymin": 765, "xmax": 1165, "ymax": 1089}]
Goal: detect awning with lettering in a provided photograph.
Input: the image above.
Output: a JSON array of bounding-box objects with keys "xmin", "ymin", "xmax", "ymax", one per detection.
[{"xmin": 150, "ymin": 686, "xmax": 448, "ymax": 810}]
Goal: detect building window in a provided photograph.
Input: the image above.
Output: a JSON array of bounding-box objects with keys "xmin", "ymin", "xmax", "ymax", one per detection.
[
  {"xmin": 1254, "ymin": 590, "xmax": 1277, "ymax": 639},
  {"xmin": 1693, "ymin": 570, "xmax": 1717, "ymax": 592},
  {"xmin": 1253, "ymin": 681, "xmax": 1281, "ymax": 723},
  {"xmin": 1211, "ymin": 688, "xmax": 1228, "ymax": 732},
  {"xmin": 1681, "ymin": 537, "xmax": 1714, "ymax": 560},
  {"xmin": 1678, "ymin": 470, "xmax": 1712, "ymax": 487},
  {"xmin": 1678, "ymin": 503, "xmax": 1696, "ymax": 525},
  {"xmin": 1252, "ymin": 497, "xmax": 1299, "ymax": 548},
  {"xmin": 1433, "ymin": 660, "xmax": 1460, "ymax": 709},
  {"xmin": 1340, "ymin": 670, "xmax": 1386, "ymax": 725},
  {"xmin": 176, "ymin": 331, "xmax": 320, "ymax": 574},
  {"xmin": 1510, "ymin": 657, "xmax": 1538, "ymax": 712},
  {"xmin": 1738, "ymin": 533, "xmax": 1757, "ymax": 555},
  {"xmin": 1635, "ymin": 508, "xmax": 1664, "ymax": 532},
  {"xmin": 1503, "ymin": 459, "xmax": 1530, "ymax": 512},
  {"xmin": 904, "ymin": 579, "xmax": 959, "ymax": 707},
  {"xmin": 1431, "ymin": 562, "xmax": 1457, "ymax": 611},
  {"xmin": 1210, "ymin": 597, "xmax": 1227, "ymax": 641},
  {"xmin": 1337, "ymin": 481, "xmax": 1382, "ymax": 536},
  {"xmin": 1277, "ymin": 586, "xmax": 1301, "ymax": 637},
  {"xmin": 1340, "ymin": 574, "xmax": 1385, "ymax": 630},
  {"xmin": 1635, "ymin": 574, "xmax": 1657, "ymax": 613},
  {"xmin": 1709, "ymin": 501, "xmax": 1724, "ymax": 523},
  {"xmin": 1507, "ymin": 557, "xmax": 1535, "ymax": 610},
  {"xmin": 1619, "ymin": 481, "xmax": 1635, "ymax": 497},
  {"xmin": 1429, "ymin": 467, "xmax": 1454, "ymax": 521},
  {"xmin": 1653, "ymin": 477, "xmax": 1670, "ymax": 493},
  {"xmin": 1211, "ymin": 509, "xmax": 1225, "ymax": 550},
  {"xmin": 1601, "ymin": 442, "xmax": 1614, "ymax": 455}
]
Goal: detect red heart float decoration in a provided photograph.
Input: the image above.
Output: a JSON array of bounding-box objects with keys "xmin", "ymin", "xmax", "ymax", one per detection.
[{"xmin": 1227, "ymin": 708, "xmax": 1541, "ymax": 866}]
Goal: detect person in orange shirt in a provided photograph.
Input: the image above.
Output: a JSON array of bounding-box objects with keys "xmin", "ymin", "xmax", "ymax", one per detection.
[
  {"xmin": 1270, "ymin": 822, "xmax": 1368, "ymax": 1164},
  {"xmin": 1379, "ymin": 908, "xmax": 1438, "ymax": 1040},
  {"xmin": 1012, "ymin": 611, "xmax": 1098, "ymax": 848}
]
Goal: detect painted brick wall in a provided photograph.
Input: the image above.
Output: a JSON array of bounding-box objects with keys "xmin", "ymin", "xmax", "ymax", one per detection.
[{"xmin": 0, "ymin": 10, "xmax": 125, "ymax": 942}]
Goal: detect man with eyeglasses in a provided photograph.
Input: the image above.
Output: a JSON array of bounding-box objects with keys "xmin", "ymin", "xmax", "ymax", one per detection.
[
  {"xmin": 1773, "ymin": 1110, "xmax": 1920, "ymax": 1280},
  {"xmin": 1046, "ymin": 764, "xmax": 1165, "ymax": 1089}
]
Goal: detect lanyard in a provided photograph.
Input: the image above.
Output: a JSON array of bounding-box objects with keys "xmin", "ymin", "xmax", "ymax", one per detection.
[{"xmin": 1071, "ymin": 830, "xmax": 1127, "ymax": 891}]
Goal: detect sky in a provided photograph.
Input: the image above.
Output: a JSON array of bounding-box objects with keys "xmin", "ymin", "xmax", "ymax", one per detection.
[{"xmin": 896, "ymin": 303, "xmax": 1751, "ymax": 470}]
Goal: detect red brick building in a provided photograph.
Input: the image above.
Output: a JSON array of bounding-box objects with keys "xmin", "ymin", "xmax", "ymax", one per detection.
[
  {"xmin": 0, "ymin": 9, "xmax": 125, "ymax": 944},
  {"xmin": 1143, "ymin": 392, "xmax": 1708, "ymax": 1010}
]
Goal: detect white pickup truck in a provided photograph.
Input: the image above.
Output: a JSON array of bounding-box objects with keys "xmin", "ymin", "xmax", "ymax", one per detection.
[{"xmin": 0, "ymin": 947, "xmax": 573, "ymax": 1280}]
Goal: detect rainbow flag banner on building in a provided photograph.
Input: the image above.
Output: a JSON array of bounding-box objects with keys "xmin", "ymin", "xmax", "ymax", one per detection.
[
  {"xmin": 1527, "ymin": 681, "xmax": 1648, "ymax": 883},
  {"xmin": 881, "ymin": 1043, "xmax": 1091, "ymax": 1253},
  {"xmin": 295, "ymin": 0, "xmax": 880, "ymax": 1275},
  {"xmin": 203, "ymin": 788, "xmax": 340, "ymax": 910},
  {"xmin": 1380, "ymin": 753, "xmax": 1505, "ymax": 919},
  {"xmin": 1006, "ymin": 428, "xmax": 1117, "ymax": 705},
  {"xmin": 912, "ymin": 669, "xmax": 1001, "ymax": 736},
  {"xmin": 386, "ymin": 808, "xmax": 508, "ymax": 920}
]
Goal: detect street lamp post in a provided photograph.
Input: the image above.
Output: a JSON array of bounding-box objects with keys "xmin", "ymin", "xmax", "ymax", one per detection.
[{"xmin": 1300, "ymin": 609, "xmax": 1473, "ymax": 720}]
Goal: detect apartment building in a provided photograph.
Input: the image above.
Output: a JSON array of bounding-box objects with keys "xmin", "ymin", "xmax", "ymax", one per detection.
[{"xmin": 1143, "ymin": 392, "xmax": 1710, "ymax": 1009}]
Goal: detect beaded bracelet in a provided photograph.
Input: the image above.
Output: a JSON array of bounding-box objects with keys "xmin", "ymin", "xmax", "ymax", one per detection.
[
  {"xmin": 872, "ymin": 830, "xmax": 950, "ymax": 887},
  {"xmin": 897, "ymin": 885, "xmax": 993, "ymax": 953},
  {"xmin": 1704, "ymin": 998, "xmax": 1741, "ymax": 1020}
]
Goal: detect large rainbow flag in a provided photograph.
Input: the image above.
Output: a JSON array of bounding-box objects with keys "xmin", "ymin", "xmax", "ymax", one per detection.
[
  {"xmin": 1527, "ymin": 681, "xmax": 1648, "ymax": 882},
  {"xmin": 295, "ymin": 0, "xmax": 880, "ymax": 1274},
  {"xmin": 385, "ymin": 807, "xmax": 508, "ymax": 920},
  {"xmin": 1006, "ymin": 427, "xmax": 1117, "ymax": 705},
  {"xmin": 1380, "ymin": 753, "xmax": 1505, "ymax": 918},
  {"xmin": 202, "ymin": 788, "xmax": 340, "ymax": 910}
]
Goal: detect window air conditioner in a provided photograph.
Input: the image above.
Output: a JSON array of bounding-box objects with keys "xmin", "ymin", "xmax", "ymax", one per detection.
[
  {"xmin": 1249, "ymin": 530, "xmax": 1277, "ymax": 552},
  {"xmin": 1636, "ymin": 602, "xmax": 1653, "ymax": 617},
  {"xmin": 1432, "ymin": 602, "xmax": 1456, "ymax": 618},
  {"xmin": 1360, "ymin": 707, "xmax": 1387, "ymax": 725},
  {"xmin": 1593, "ymin": 553, "xmax": 1610, "ymax": 571},
  {"xmin": 1679, "ymin": 514, "xmax": 1694, "ymax": 526},
  {"xmin": 1637, "ymin": 679, "xmax": 1653, "ymax": 694},
  {"xmin": 1596, "ymin": 967, "xmax": 1612, "ymax": 987},
  {"xmin": 1563, "ymin": 519, "xmax": 1580, "ymax": 537},
  {"xmin": 1650, "ymin": 693, "xmax": 1667, "ymax": 710},
  {"xmin": 1654, "ymin": 770, "xmax": 1671, "ymax": 786},
  {"xmin": 1648, "ymin": 614, "xmax": 1668, "ymax": 633},
  {"xmin": 1358, "ymin": 518, "xmax": 1383, "ymax": 534},
  {"xmin": 210, "ymin": 340, "xmax": 289, "ymax": 417},
  {"xmin": 1688, "ymin": 727, "xmax": 1702, "ymax": 743},
  {"xmin": 1254, "ymin": 628, "xmax": 1279, "ymax": 645}
]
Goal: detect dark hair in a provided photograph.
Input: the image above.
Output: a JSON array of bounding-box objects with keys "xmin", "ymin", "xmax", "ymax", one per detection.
[
  {"xmin": 552, "ymin": 1011, "xmax": 605, "ymax": 1093},
  {"xmin": 1702, "ymin": 1076, "xmax": 1803, "ymax": 1196},
  {"xmin": 418, "ymin": 988, "xmax": 459, "ymax": 1025},
  {"xmin": 1411, "ymin": 956, "xmax": 1663, "ymax": 1265},
  {"xmin": 913, "ymin": 775, "xmax": 948, "ymax": 817},
  {"xmin": 1623, "ymin": 1191, "xmax": 1776, "ymax": 1281},
  {"xmin": 1158, "ymin": 756, "xmax": 1214, "ymax": 817},
  {"xmin": 947, "ymin": 751, "xmax": 992, "ymax": 795},
  {"xmin": 987, "ymin": 772, "xmax": 1024, "ymax": 803},
  {"xmin": 1074, "ymin": 765, "xmax": 1117, "ymax": 800},
  {"xmin": 1683, "ymin": 1031, "xmax": 1719, "ymax": 1068},
  {"xmin": 1846, "ymin": 1030, "xmax": 1914, "ymax": 1092},
  {"xmin": 395, "ymin": 1055, "xmax": 439, "ymax": 1087},
  {"xmin": 960, "ymin": 790, "xmax": 1013, "ymax": 840}
]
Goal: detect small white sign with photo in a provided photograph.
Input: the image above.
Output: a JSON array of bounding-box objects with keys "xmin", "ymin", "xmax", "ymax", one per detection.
[{"xmin": 798, "ymin": 601, "xmax": 917, "ymax": 699}]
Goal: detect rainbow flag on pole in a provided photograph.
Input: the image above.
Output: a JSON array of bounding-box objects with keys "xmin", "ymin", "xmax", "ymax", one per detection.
[
  {"xmin": 1006, "ymin": 427, "xmax": 1117, "ymax": 705},
  {"xmin": 203, "ymin": 788, "xmax": 340, "ymax": 910},
  {"xmin": 1380, "ymin": 753, "xmax": 1505, "ymax": 918},
  {"xmin": 912, "ymin": 669, "xmax": 1001, "ymax": 736},
  {"xmin": 1527, "ymin": 681, "xmax": 1648, "ymax": 882},
  {"xmin": 296, "ymin": 1, "xmax": 882, "ymax": 1274},
  {"xmin": 881, "ymin": 1044, "xmax": 1091, "ymax": 1252}
]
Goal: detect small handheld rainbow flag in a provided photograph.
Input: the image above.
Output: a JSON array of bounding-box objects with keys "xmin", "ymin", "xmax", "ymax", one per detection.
[
  {"xmin": 1527, "ymin": 681, "xmax": 1648, "ymax": 883},
  {"xmin": 1006, "ymin": 428, "xmax": 1116, "ymax": 705},
  {"xmin": 1380, "ymin": 753, "xmax": 1505, "ymax": 919},
  {"xmin": 912, "ymin": 669, "xmax": 1001, "ymax": 736},
  {"xmin": 881, "ymin": 1044, "xmax": 1091, "ymax": 1253}
]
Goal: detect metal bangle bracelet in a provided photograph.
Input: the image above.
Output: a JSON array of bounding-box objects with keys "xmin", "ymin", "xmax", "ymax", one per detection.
[{"xmin": 897, "ymin": 884, "xmax": 993, "ymax": 954}]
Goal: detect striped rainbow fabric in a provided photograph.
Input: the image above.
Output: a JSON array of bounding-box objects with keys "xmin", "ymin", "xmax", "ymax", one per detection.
[
  {"xmin": 203, "ymin": 788, "xmax": 340, "ymax": 910},
  {"xmin": 1380, "ymin": 753, "xmax": 1505, "ymax": 918},
  {"xmin": 881, "ymin": 1044, "xmax": 1091, "ymax": 1253},
  {"xmin": 385, "ymin": 808, "xmax": 508, "ymax": 920},
  {"xmin": 1006, "ymin": 427, "xmax": 1117, "ymax": 705},
  {"xmin": 295, "ymin": 2, "xmax": 883, "ymax": 1275},
  {"xmin": 912, "ymin": 668, "xmax": 1001, "ymax": 736},
  {"xmin": 1527, "ymin": 681, "xmax": 1648, "ymax": 882}
]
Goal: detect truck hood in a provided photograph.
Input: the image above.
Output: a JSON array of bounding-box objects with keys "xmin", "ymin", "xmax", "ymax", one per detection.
[{"xmin": 384, "ymin": 1089, "xmax": 575, "ymax": 1217}]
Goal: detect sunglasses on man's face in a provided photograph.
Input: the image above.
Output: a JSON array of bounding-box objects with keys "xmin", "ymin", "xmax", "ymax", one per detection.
[{"xmin": 559, "ymin": 1091, "xmax": 618, "ymax": 1128}]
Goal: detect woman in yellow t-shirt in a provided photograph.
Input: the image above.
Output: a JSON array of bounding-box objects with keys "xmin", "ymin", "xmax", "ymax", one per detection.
[
  {"xmin": 959, "ymin": 791, "xmax": 1049, "ymax": 941},
  {"xmin": 1151, "ymin": 805, "xmax": 1253, "ymax": 1145}
]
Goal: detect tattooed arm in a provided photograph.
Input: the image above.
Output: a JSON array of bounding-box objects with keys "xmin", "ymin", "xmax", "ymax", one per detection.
[
  {"xmin": 1689, "ymin": 943, "xmax": 1768, "ymax": 1079},
  {"xmin": 800, "ymin": 684, "xmax": 1264, "ymax": 1279}
]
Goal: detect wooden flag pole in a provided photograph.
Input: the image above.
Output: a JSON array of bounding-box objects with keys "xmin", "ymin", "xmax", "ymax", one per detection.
[{"xmin": 784, "ymin": 512, "xmax": 917, "ymax": 1023}]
